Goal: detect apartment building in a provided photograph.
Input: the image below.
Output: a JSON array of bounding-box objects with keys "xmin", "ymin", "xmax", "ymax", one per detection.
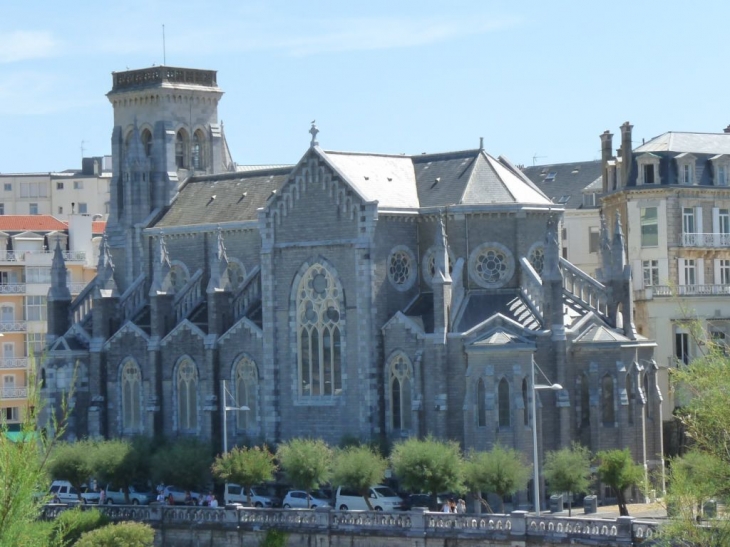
[
  {"xmin": 0, "ymin": 214, "xmax": 101, "ymax": 430},
  {"xmin": 0, "ymin": 156, "xmax": 111, "ymax": 221}
]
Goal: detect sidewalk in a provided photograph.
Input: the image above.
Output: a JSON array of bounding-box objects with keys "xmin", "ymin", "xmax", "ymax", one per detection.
[{"xmin": 548, "ymin": 501, "xmax": 667, "ymax": 520}]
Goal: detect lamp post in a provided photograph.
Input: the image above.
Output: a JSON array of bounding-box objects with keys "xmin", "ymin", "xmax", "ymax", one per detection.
[
  {"xmin": 531, "ymin": 358, "xmax": 562, "ymax": 516},
  {"xmin": 221, "ymin": 380, "xmax": 249, "ymax": 455}
]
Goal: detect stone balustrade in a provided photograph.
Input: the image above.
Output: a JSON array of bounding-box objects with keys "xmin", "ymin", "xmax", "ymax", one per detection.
[
  {"xmin": 232, "ymin": 266, "xmax": 261, "ymax": 322},
  {"xmin": 559, "ymin": 258, "xmax": 609, "ymax": 319},
  {"xmin": 519, "ymin": 257, "xmax": 544, "ymax": 320},
  {"xmin": 112, "ymin": 67, "xmax": 217, "ymax": 91},
  {"xmin": 39, "ymin": 505, "xmax": 659, "ymax": 545},
  {"xmin": 173, "ymin": 269, "xmax": 203, "ymax": 322},
  {"xmin": 682, "ymin": 232, "xmax": 730, "ymax": 248},
  {"xmin": 119, "ymin": 273, "xmax": 147, "ymax": 321}
]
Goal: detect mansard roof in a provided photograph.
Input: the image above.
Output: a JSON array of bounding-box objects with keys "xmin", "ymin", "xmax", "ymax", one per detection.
[
  {"xmin": 522, "ymin": 160, "xmax": 603, "ymax": 210},
  {"xmin": 635, "ymin": 131, "xmax": 730, "ymax": 155}
]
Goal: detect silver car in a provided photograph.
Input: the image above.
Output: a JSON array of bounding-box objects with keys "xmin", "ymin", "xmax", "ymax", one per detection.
[{"xmin": 282, "ymin": 490, "xmax": 331, "ymax": 509}]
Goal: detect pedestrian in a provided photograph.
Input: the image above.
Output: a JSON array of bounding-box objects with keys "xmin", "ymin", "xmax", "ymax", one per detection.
[
  {"xmin": 167, "ymin": 493, "xmax": 175, "ymax": 505},
  {"xmin": 449, "ymin": 498, "xmax": 456, "ymax": 513},
  {"xmin": 442, "ymin": 498, "xmax": 452, "ymax": 513},
  {"xmin": 209, "ymin": 494, "xmax": 218, "ymax": 508},
  {"xmin": 98, "ymin": 489, "xmax": 106, "ymax": 505},
  {"xmin": 457, "ymin": 499, "xmax": 466, "ymax": 514}
]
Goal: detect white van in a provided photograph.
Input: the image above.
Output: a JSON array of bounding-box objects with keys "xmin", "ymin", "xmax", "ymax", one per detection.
[
  {"xmin": 49, "ymin": 480, "xmax": 100, "ymax": 505},
  {"xmin": 335, "ymin": 485, "xmax": 403, "ymax": 511},
  {"xmin": 224, "ymin": 483, "xmax": 280, "ymax": 507}
]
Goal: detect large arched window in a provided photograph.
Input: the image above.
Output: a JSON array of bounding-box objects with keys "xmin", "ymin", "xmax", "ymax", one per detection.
[
  {"xmin": 477, "ymin": 378, "xmax": 486, "ymax": 427},
  {"xmin": 643, "ymin": 373, "xmax": 652, "ymax": 418},
  {"xmin": 601, "ymin": 374, "xmax": 615, "ymax": 426},
  {"xmin": 141, "ymin": 129, "xmax": 153, "ymax": 157},
  {"xmin": 234, "ymin": 356, "xmax": 258, "ymax": 431},
  {"xmin": 121, "ymin": 360, "xmax": 142, "ymax": 433},
  {"xmin": 626, "ymin": 373, "xmax": 634, "ymax": 425},
  {"xmin": 522, "ymin": 378, "xmax": 529, "ymax": 426},
  {"xmin": 192, "ymin": 130, "xmax": 206, "ymax": 170},
  {"xmin": 389, "ymin": 353, "xmax": 412, "ymax": 431},
  {"xmin": 176, "ymin": 358, "xmax": 198, "ymax": 432},
  {"xmin": 580, "ymin": 373, "xmax": 590, "ymax": 427},
  {"xmin": 296, "ymin": 263, "xmax": 342, "ymax": 397},
  {"xmin": 498, "ymin": 378, "xmax": 510, "ymax": 428},
  {"xmin": 175, "ymin": 130, "xmax": 188, "ymax": 168}
]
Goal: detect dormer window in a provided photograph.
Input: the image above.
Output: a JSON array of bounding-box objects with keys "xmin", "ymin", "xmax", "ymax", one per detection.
[
  {"xmin": 675, "ymin": 153, "xmax": 696, "ymax": 185},
  {"xmin": 636, "ymin": 153, "xmax": 661, "ymax": 186},
  {"xmin": 710, "ymin": 154, "xmax": 730, "ymax": 186}
]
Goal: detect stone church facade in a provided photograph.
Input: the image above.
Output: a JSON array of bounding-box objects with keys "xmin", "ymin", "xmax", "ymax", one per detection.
[{"xmin": 41, "ymin": 67, "xmax": 662, "ymax": 487}]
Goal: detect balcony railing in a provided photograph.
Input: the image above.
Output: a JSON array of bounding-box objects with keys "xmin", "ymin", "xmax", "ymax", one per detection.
[
  {"xmin": 1, "ymin": 387, "xmax": 28, "ymax": 399},
  {"xmin": 0, "ymin": 321, "xmax": 27, "ymax": 332},
  {"xmin": 0, "ymin": 284, "xmax": 25, "ymax": 294},
  {"xmin": 639, "ymin": 284, "xmax": 730, "ymax": 298},
  {"xmin": 0, "ymin": 358, "xmax": 28, "ymax": 369},
  {"xmin": 0, "ymin": 250, "xmax": 86, "ymax": 263},
  {"xmin": 67, "ymin": 282, "xmax": 88, "ymax": 293},
  {"xmin": 682, "ymin": 232, "xmax": 730, "ymax": 247}
]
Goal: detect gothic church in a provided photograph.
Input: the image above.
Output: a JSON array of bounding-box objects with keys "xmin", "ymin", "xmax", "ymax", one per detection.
[{"xmin": 42, "ymin": 67, "xmax": 662, "ymax": 480}]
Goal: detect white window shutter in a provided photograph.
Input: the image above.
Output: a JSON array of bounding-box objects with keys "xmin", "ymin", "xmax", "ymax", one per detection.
[
  {"xmin": 713, "ymin": 207, "xmax": 720, "ymax": 234},
  {"xmin": 632, "ymin": 260, "xmax": 643, "ymax": 289},
  {"xmin": 678, "ymin": 258, "xmax": 686, "ymax": 286},
  {"xmin": 715, "ymin": 259, "xmax": 722, "ymax": 285},
  {"xmin": 659, "ymin": 259, "xmax": 669, "ymax": 284},
  {"xmin": 696, "ymin": 207, "xmax": 704, "ymax": 233},
  {"xmin": 697, "ymin": 258, "xmax": 705, "ymax": 285}
]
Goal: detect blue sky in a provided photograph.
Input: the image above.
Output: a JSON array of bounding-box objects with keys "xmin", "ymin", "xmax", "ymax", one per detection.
[{"xmin": 1, "ymin": 0, "xmax": 728, "ymax": 173}]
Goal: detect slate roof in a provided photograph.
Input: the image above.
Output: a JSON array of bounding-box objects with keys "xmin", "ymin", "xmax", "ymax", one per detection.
[
  {"xmin": 636, "ymin": 132, "xmax": 730, "ymax": 155},
  {"xmin": 153, "ymin": 167, "xmax": 292, "ymax": 227},
  {"xmin": 522, "ymin": 161, "xmax": 603, "ymax": 210},
  {"xmin": 0, "ymin": 215, "xmax": 68, "ymax": 232},
  {"xmin": 574, "ymin": 324, "xmax": 630, "ymax": 343},
  {"xmin": 457, "ymin": 292, "xmax": 540, "ymax": 332}
]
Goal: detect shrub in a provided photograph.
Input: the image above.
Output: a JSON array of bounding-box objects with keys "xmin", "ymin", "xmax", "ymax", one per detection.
[
  {"xmin": 49, "ymin": 507, "xmax": 110, "ymax": 547},
  {"xmin": 75, "ymin": 521, "xmax": 154, "ymax": 547}
]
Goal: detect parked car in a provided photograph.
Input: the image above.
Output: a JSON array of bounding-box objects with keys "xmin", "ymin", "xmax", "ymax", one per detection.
[
  {"xmin": 282, "ymin": 490, "xmax": 331, "ymax": 509},
  {"xmin": 335, "ymin": 485, "xmax": 404, "ymax": 511},
  {"xmin": 104, "ymin": 484, "xmax": 154, "ymax": 505},
  {"xmin": 224, "ymin": 483, "xmax": 280, "ymax": 507},
  {"xmin": 401, "ymin": 493, "xmax": 447, "ymax": 512},
  {"xmin": 161, "ymin": 485, "xmax": 202, "ymax": 505},
  {"xmin": 49, "ymin": 480, "xmax": 101, "ymax": 505}
]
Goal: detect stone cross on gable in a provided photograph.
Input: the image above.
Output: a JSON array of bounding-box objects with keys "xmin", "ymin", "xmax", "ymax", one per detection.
[
  {"xmin": 216, "ymin": 227, "xmax": 227, "ymax": 261},
  {"xmin": 158, "ymin": 233, "xmax": 170, "ymax": 267},
  {"xmin": 309, "ymin": 121, "xmax": 319, "ymax": 148}
]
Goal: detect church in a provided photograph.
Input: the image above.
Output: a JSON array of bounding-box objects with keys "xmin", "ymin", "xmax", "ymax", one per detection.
[{"xmin": 41, "ymin": 66, "xmax": 661, "ymax": 483}]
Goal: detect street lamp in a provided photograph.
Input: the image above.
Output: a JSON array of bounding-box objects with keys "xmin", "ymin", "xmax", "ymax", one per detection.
[
  {"xmin": 531, "ymin": 358, "xmax": 562, "ymax": 516},
  {"xmin": 221, "ymin": 380, "xmax": 249, "ymax": 455}
]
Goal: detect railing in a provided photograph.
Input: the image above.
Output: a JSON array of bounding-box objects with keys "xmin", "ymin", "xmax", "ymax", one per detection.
[
  {"xmin": 1, "ymin": 387, "xmax": 28, "ymax": 399},
  {"xmin": 67, "ymin": 282, "xmax": 88, "ymax": 294},
  {"xmin": 559, "ymin": 258, "xmax": 609, "ymax": 319},
  {"xmin": 0, "ymin": 250, "xmax": 86, "ymax": 263},
  {"xmin": 0, "ymin": 284, "xmax": 24, "ymax": 294},
  {"xmin": 39, "ymin": 506, "xmax": 659, "ymax": 544},
  {"xmin": 112, "ymin": 67, "xmax": 217, "ymax": 91},
  {"xmin": 682, "ymin": 232, "xmax": 730, "ymax": 247},
  {"xmin": 70, "ymin": 279, "xmax": 95, "ymax": 325},
  {"xmin": 0, "ymin": 358, "xmax": 28, "ymax": 369},
  {"xmin": 0, "ymin": 321, "xmax": 26, "ymax": 332},
  {"xmin": 651, "ymin": 285, "xmax": 730, "ymax": 297},
  {"xmin": 120, "ymin": 274, "xmax": 147, "ymax": 321},
  {"xmin": 174, "ymin": 269, "xmax": 204, "ymax": 322},
  {"xmin": 519, "ymin": 257, "xmax": 544, "ymax": 320},
  {"xmin": 232, "ymin": 267, "xmax": 261, "ymax": 322}
]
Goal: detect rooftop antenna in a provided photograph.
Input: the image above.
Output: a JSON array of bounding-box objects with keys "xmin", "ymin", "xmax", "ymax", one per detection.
[
  {"xmin": 80, "ymin": 140, "xmax": 86, "ymax": 161},
  {"xmin": 162, "ymin": 24, "xmax": 166, "ymax": 65},
  {"xmin": 532, "ymin": 154, "xmax": 546, "ymax": 166}
]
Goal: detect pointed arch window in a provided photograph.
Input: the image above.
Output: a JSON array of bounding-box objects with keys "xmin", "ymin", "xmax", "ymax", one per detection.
[
  {"xmin": 580, "ymin": 373, "xmax": 590, "ymax": 427},
  {"xmin": 192, "ymin": 130, "xmax": 206, "ymax": 170},
  {"xmin": 175, "ymin": 130, "xmax": 188, "ymax": 168},
  {"xmin": 498, "ymin": 378, "xmax": 511, "ymax": 428},
  {"xmin": 177, "ymin": 358, "xmax": 198, "ymax": 432},
  {"xmin": 601, "ymin": 374, "xmax": 615, "ymax": 426},
  {"xmin": 626, "ymin": 373, "xmax": 634, "ymax": 425},
  {"xmin": 477, "ymin": 378, "xmax": 487, "ymax": 427},
  {"xmin": 234, "ymin": 356, "xmax": 258, "ymax": 431},
  {"xmin": 389, "ymin": 353, "xmax": 412, "ymax": 431},
  {"xmin": 296, "ymin": 264, "xmax": 343, "ymax": 397},
  {"xmin": 121, "ymin": 360, "xmax": 142, "ymax": 433},
  {"xmin": 643, "ymin": 373, "xmax": 652, "ymax": 418},
  {"xmin": 141, "ymin": 129, "xmax": 153, "ymax": 157},
  {"xmin": 522, "ymin": 378, "xmax": 529, "ymax": 426}
]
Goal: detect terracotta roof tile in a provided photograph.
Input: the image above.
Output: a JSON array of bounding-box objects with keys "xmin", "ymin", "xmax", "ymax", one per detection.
[
  {"xmin": 92, "ymin": 221, "xmax": 106, "ymax": 234},
  {"xmin": 0, "ymin": 215, "xmax": 67, "ymax": 232}
]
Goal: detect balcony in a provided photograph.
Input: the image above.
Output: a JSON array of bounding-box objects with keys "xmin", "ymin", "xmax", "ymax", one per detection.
[
  {"xmin": 0, "ymin": 321, "xmax": 26, "ymax": 332},
  {"xmin": 0, "ymin": 358, "xmax": 28, "ymax": 369},
  {"xmin": 636, "ymin": 285, "xmax": 730, "ymax": 300},
  {"xmin": 0, "ymin": 250, "xmax": 86, "ymax": 264},
  {"xmin": 682, "ymin": 233, "xmax": 730, "ymax": 247},
  {"xmin": 0, "ymin": 284, "xmax": 25, "ymax": 294},
  {"xmin": 1, "ymin": 387, "xmax": 28, "ymax": 399}
]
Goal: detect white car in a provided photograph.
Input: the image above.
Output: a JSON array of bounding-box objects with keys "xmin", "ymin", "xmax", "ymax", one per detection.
[
  {"xmin": 161, "ymin": 485, "xmax": 202, "ymax": 505},
  {"xmin": 282, "ymin": 490, "xmax": 330, "ymax": 509},
  {"xmin": 335, "ymin": 485, "xmax": 403, "ymax": 511},
  {"xmin": 224, "ymin": 483, "xmax": 280, "ymax": 507},
  {"xmin": 49, "ymin": 480, "xmax": 100, "ymax": 505}
]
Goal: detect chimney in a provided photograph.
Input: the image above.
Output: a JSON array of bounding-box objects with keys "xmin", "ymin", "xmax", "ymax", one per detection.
[
  {"xmin": 600, "ymin": 130, "xmax": 613, "ymax": 193},
  {"xmin": 724, "ymin": 125, "xmax": 730, "ymax": 134},
  {"xmin": 620, "ymin": 122, "xmax": 633, "ymax": 188}
]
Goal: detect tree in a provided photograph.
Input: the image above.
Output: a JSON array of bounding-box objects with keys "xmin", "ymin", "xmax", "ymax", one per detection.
[
  {"xmin": 542, "ymin": 443, "xmax": 592, "ymax": 516},
  {"xmin": 74, "ymin": 521, "xmax": 155, "ymax": 547},
  {"xmin": 390, "ymin": 436, "xmax": 464, "ymax": 507},
  {"xmin": 277, "ymin": 439, "xmax": 332, "ymax": 501},
  {"xmin": 150, "ymin": 438, "xmax": 213, "ymax": 491},
  {"xmin": 462, "ymin": 444, "xmax": 531, "ymax": 514},
  {"xmin": 596, "ymin": 449, "xmax": 644, "ymax": 517},
  {"xmin": 92, "ymin": 437, "xmax": 153, "ymax": 504},
  {"xmin": 48, "ymin": 440, "xmax": 96, "ymax": 502},
  {"xmin": 211, "ymin": 445, "xmax": 277, "ymax": 506},
  {"xmin": 331, "ymin": 445, "xmax": 387, "ymax": 510},
  {"xmin": 49, "ymin": 507, "xmax": 110, "ymax": 547}
]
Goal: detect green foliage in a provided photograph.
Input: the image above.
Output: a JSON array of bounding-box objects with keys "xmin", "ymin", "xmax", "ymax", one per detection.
[
  {"xmin": 74, "ymin": 521, "xmax": 155, "ymax": 547},
  {"xmin": 276, "ymin": 438, "xmax": 332, "ymax": 494},
  {"xmin": 596, "ymin": 449, "xmax": 644, "ymax": 516},
  {"xmin": 259, "ymin": 529, "xmax": 288, "ymax": 547},
  {"xmin": 543, "ymin": 443, "xmax": 592, "ymax": 516},
  {"xmin": 331, "ymin": 445, "xmax": 387, "ymax": 510},
  {"xmin": 212, "ymin": 445, "xmax": 276, "ymax": 505},
  {"xmin": 91, "ymin": 437, "xmax": 152, "ymax": 503},
  {"xmin": 48, "ymin": 440, "xmax": 96, "ymax": 499},
  {"xmin": 390, "ymin": 436, "xmax": 464, "ymax": 501},
  {"xmin": 462, "ymin": 444, "xmax": 531, "ymax": 513},
  {"xmin": 49, "ymin": 507, "xmax": 110, "ymax": 547},
  {"xmin": 149, "ymin": 438, "xmax": 213, "ymax": 490}
]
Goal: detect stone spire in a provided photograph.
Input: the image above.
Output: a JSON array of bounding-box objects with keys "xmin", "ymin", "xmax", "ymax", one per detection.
[
  {"xmin": 49, "ymin": 240, "xmax": 71, "ymax": 301},
  {"xmin": 207, "ymin": 228, "xmax": 231, "ymax": 292},
  {"xmin": 95, "ymin": 233, "xmax": 118, "ymax": 295},
  {"xmin": 612, "ymin": 212, "xmax": 626, "ymax": 271},
  {"xmin": 542, "ymin": 212, "xmax": 561, "ymax": 280},
  {"xmin": 433, "ymin": 214, "xmax": 451, "ymax": 283}
]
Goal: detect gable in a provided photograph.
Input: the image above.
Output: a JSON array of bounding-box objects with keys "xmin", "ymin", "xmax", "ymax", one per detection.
[
  {"xmin": 103, "ymin": 320, "xmax": 150, "ymax": 350},
  {"xmin": 160, "ymin": 319, "xmax": 206, "ymax": 347}
]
